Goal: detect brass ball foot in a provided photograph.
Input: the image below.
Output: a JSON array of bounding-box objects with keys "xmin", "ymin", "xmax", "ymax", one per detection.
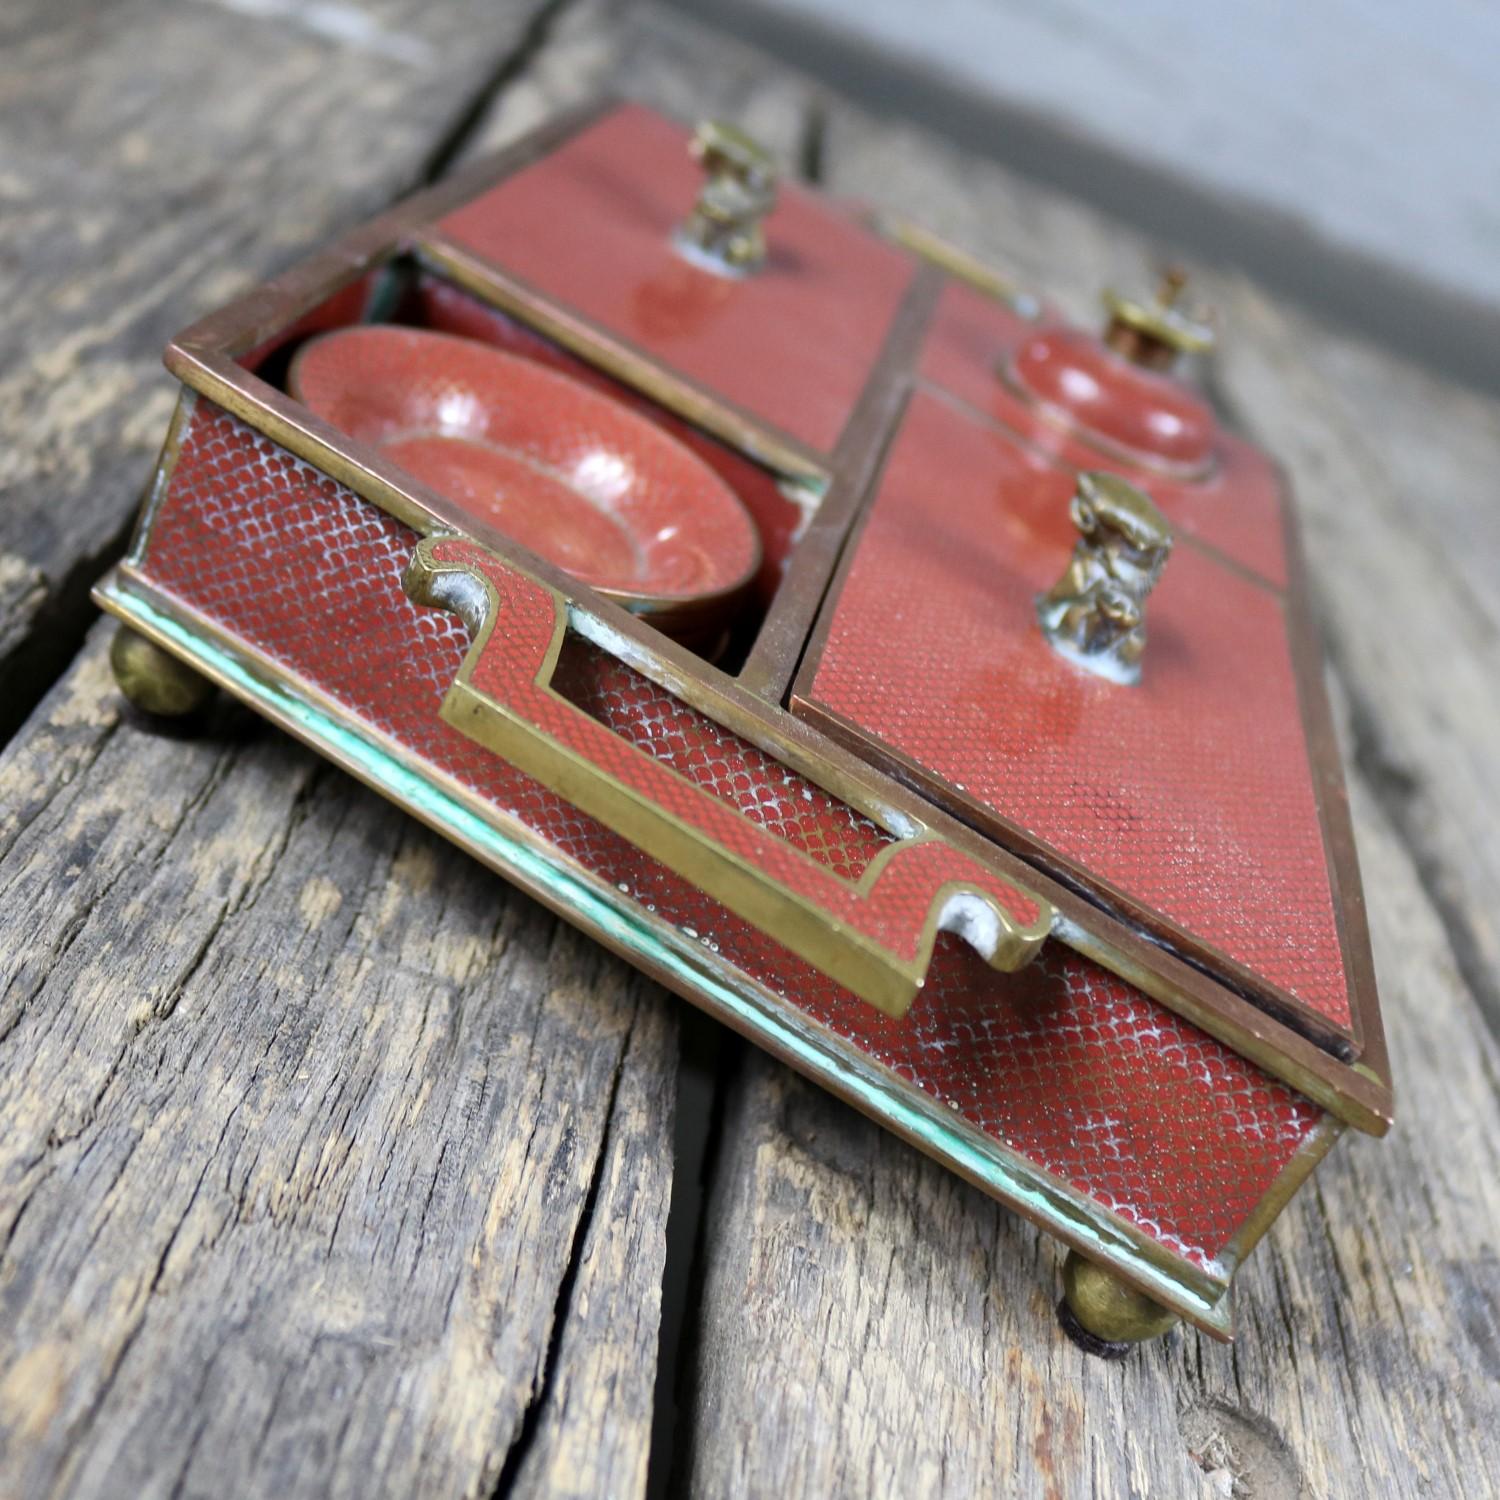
[
  {"xmin": 109, "ymin": 625, "xmax": 214, "ymax": 719},
  {"xmin": 1058, "ymin": 1250, "xmax": 1178, "ymax": 1356}
]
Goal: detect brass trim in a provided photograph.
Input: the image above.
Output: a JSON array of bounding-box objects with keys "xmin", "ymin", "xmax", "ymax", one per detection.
[
  {"xmin": 127, "ymin": 389, "xmax": 195, "ymax": 568},
  {"xmin": 739, "ymin": 260, "xmax": 942, "ymax": 700},
  {"xmin": 883, "ymin": 217, "xmax": 1042, "ymax": 319},
  {"xmin": 93, "ymin": 565, "xmax": 1242, "ymax": 1340},
  {"xmin": 405, "ymin": 537, "xmax": 1053, "ymax": 1018}
]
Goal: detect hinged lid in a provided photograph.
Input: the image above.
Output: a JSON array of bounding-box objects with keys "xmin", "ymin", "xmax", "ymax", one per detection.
[
  {"xmin": 425, "ymin": 102, "xmax": 915, "ymax": 469},
  {"xmin": 793, "ymin": 335, "xmax": 1380, "ymax": 1067}
]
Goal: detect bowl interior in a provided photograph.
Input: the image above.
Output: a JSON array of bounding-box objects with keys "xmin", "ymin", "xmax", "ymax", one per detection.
[{"xmin": 290, "ymin": 326, "xmax": 761, "ymax": 609}]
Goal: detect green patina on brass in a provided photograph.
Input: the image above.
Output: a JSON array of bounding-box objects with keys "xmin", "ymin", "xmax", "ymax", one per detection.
[{"xmin": 97, "ymin": 578, "xmax": 1234, "ymax": 1339}]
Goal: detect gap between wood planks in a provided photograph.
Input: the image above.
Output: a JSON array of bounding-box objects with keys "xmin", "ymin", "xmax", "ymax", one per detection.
[{"xmin": 639, "ymin": 89, "xmax": 835, "ymax": 1500}]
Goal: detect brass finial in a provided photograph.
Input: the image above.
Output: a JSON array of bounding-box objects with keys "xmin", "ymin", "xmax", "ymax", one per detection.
[
  {"xmin": 1037, "ymin": 472, "xmax": 1173, "ymax": 685},
  {"xmin": 1059, "ymin": 1252, "xmax": 1179, "ymax": 1353},
  {"xmin": 674, "ymin": 120, "xmax": 778, "ymax": 277},
  {"xmin": 109, "ymin": 625, "xmax": 214, "ymax": 718},
  {"xmin": 1102, "ymin": 266, "xmax": 1214, "ymax": 370}
]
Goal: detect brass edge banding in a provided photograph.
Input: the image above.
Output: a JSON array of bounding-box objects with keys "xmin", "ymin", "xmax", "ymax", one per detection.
[
  {"xmin": 127, "ymin": 389, "xmax": 196, "ymax": 568},
  {"xmin": 1218, "ymin": 1112, "xmax": 1346, "ymax": 1275},
  {"xmin": 92, "ymin": 566, "xmax": 1236, "ymax": 1339},
  {"xmin": 884, "ymin": 218, "xmax": 1042, "ymax": 319},
  {"xmin": 1049, "ymin": 915, "xmax": 1384, "ymax": 1136}
]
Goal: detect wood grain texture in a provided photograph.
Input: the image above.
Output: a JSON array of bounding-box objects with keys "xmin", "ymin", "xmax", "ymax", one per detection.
[
  {"xmin": 0, "ymin": 0, "xmax": 560, "ymax": 736},
  {"xmin": 0, "ymin": 4, "xmax": 689, "ymax": 1495},
  {"xmin": 0, "ymin": 626, "xmax": 677, "ymax": 1500},
  {"xmin": 686, "ymin": 86, "xmax": 1500, "ymax": 1500}
]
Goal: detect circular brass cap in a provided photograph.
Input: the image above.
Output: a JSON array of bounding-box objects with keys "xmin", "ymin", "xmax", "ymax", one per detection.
[
  {"xmin": 109, "ymin": 625, "xmax": 214, "ymax": 718},
  {"xmin": 1103, "ymin": 268, "xmax": 1215, "ymax": 360},
  {"xmin": 1060, "ymin": 1251, "xmax": 1179, "ymax": 1351}
]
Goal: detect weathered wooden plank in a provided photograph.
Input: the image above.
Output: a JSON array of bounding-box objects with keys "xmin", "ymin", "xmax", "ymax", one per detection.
[
  {"xmin": 684, "ymin": 96, "xmax": 1500, "ymax": 1499},
  {"xmin": 0, "ymin": 0, "xmax": 560, "ymax": 738},
  {"xmin": 454, "ymin": 0, "xmax": 821, "ymax": 168},
  {"xmin": 0, "ymin": 626, "xmax": 677, "ymax": 1500}
]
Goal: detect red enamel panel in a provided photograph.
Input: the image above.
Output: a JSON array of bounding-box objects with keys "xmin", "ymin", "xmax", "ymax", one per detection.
[
  {"xmin": 552, "ymin": 632, "xmax": 893, "ymax": 882},
  {"xmin": 436, "ymin": 103, "xmax": 915, "ymax": 456},
  {"xmin": 919, "ymin": 280, "xmax": 1290, "ymax": 588},
  {"xmin": 133, "ymin": 399, "xmax": 1325, "ymax": 1271},
  {"xmin": 798, "ymin": 390, "xmax": 1351, "ymax": 1029}
]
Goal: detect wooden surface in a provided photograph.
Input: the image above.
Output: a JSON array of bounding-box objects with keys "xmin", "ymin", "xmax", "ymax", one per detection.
[{"xmin": 1, "ymin": 2, "xmax": 1497, "ymax": 1497}]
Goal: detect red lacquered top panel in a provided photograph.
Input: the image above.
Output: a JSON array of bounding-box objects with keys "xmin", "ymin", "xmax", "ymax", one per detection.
[
  {"xmin": 798, "ymin": 390, "xmax": 1351, "ymax": 1030},
  {"xmin": 919, "ymin": 281, "xmax": 1289, "ymax": 589},
  {"xmin": 437, "ymin": 103, "xmax": 915, "ymax": 457}
]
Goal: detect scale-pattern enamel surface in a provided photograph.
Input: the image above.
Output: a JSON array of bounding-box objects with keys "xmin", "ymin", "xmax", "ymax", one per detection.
[
  {"xmin": 800, "ymin": 390, "xmax": 1352, "ymax": 1029},
  {"xmin": 436, "ymin": 103, "xmax": 914, "ymax": 456},
  {"xmin": 552, "ymin": 633, "xmax": 892, "ymax": 883},
  {"xmin": 135, "ymin": 400, "xmax": 1326, "ymax": 1271}
]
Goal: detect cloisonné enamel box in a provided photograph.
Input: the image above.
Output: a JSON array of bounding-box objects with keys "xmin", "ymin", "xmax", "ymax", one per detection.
[{"xmin": 95, "ymin": 100, "xmax": 1391, "ymax": 1354}]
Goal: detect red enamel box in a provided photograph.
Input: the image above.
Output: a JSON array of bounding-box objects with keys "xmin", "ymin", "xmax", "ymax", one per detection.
[{"xmin": 95, "ymin": 100, "xmax": 1391, "ymax": 1354}]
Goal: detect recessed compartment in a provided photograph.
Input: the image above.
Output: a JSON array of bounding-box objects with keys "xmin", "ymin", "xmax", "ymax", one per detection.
[{"xmin": 238, "ymin": 263, "xmax": 826, "ymax": 676}]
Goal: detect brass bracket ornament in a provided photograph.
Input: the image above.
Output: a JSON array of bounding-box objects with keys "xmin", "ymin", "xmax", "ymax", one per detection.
[
  {"xmin": 1037, "ymin": 471, "xmax": 1173, "ymax": 686},
  {"xmin": 403, "ymin": 535, "xmax": 1054, "ymax": 1018},
  {"xmin": 674, "ymin": 120, "xmax": 778, "ymax": 277}
]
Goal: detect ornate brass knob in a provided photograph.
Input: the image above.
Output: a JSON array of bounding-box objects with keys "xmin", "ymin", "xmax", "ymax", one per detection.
[
  {"xmin": 1037, "ymin": 471, "xmax": 1172, "ymax": 685},
  {"xmin": 674, "ymin": 120, "xmax": 778, "ymax": 277},
  {"xmin": 1102, "ymin": 267, "xmax": 1215, "ymax": 371}
]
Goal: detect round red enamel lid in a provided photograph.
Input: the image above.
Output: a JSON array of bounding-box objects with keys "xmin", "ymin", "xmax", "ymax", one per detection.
[
  {"xmin": 1008, "ymin": 326, "xmax": 1217, "ymax": 475},
  {"xmin": 290, "ymin": 326, "xmax": 761, "ymax": 616}
]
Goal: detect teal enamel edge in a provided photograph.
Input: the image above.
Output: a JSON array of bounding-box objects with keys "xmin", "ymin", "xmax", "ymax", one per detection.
[{"xmin": 100, "ymin": 578, "xmax": 1230, "ymax": 1332}]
